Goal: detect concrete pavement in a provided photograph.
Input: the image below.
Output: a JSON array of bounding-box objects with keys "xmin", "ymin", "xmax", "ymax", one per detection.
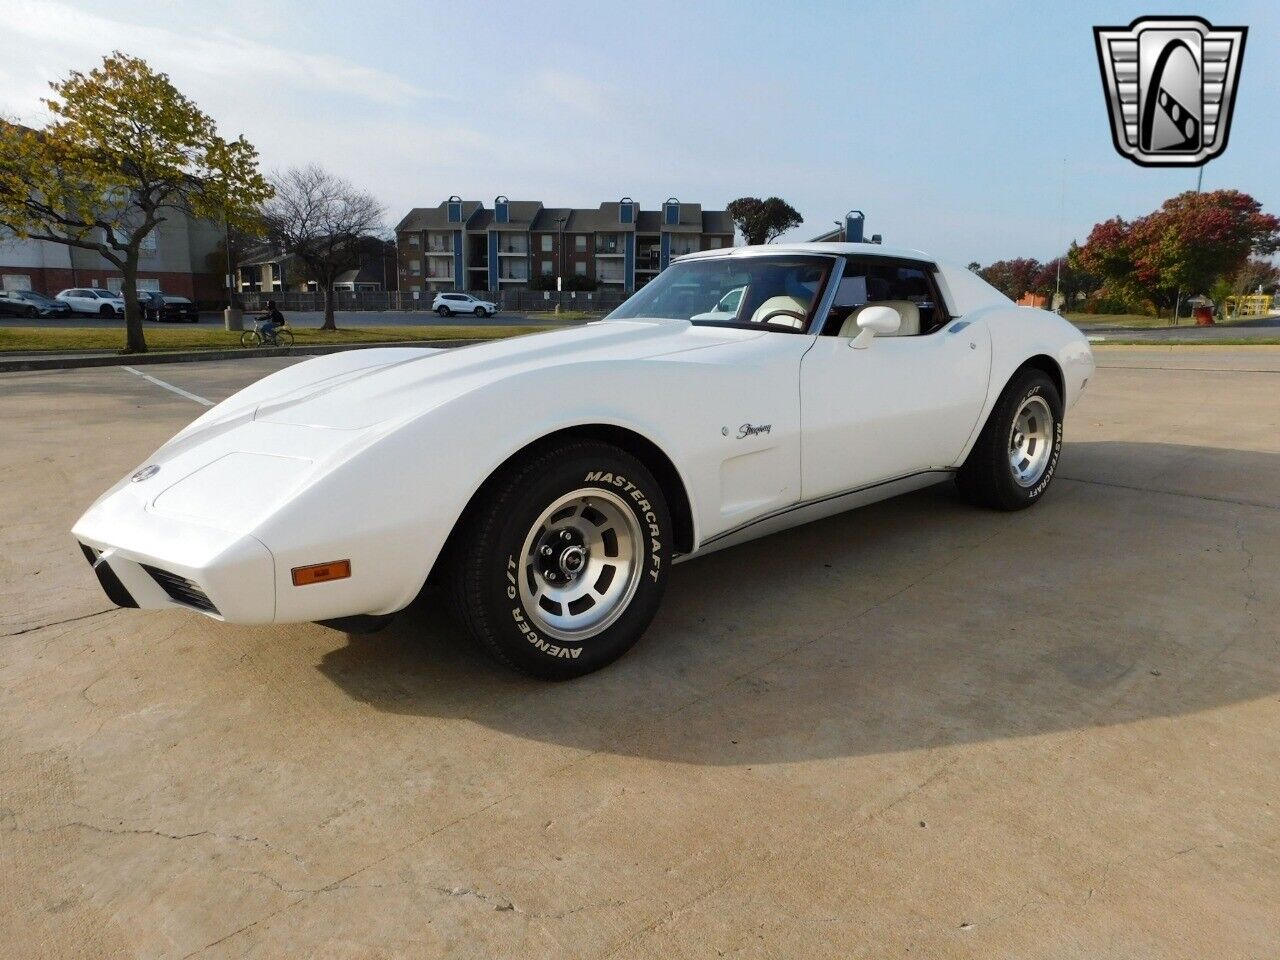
[{"xmin": 1, "ymin": 347, "xmax": 1277, "ymax": 958}]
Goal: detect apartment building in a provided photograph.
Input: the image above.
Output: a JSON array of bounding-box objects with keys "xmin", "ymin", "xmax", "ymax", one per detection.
[
  {"xmin": 0, "ymin": 212, "xmax": 224, "ymax": 300},
  {"xmin": 394, "ymin": 197, "xmax": 734, "ymax": 296}
]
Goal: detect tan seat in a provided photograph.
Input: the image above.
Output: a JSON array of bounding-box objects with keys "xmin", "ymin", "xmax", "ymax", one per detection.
[
  {"xmin": 837, "ymin": 300, "xmax": 921, "ymax": 338},
  {"xmin": 750, "ymin": 295, "xmax": 808, "ymax": 329}
]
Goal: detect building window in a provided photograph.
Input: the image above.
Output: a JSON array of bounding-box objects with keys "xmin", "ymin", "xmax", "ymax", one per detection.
[
  {"xmin": 574, "ymin": 262, "xmax": 587, "ymax": 276},
  {"xmin": 541, "ymin": 260, "xmax": 553, "ymax": 275},
  {"xmin": 575, "ymin": 235, "xmax": 587, "ymax": 253},
  {"xmin": 2, "ymin": 274, "xmax": 32, "ymax": 291},
  {"xmin": 408, "ymin": 234, "xmax": 420, "ymax": 247},
  {"xmin": 705, "ymin": 237, "xmax": 722, "ymax": 249},
  {"xmin": 409, "ymin": 259, "xmax": 421, "ymax": 275},
  {"xmin": 541, "ymin": 234, "xmax": 553, "ymax": 252}
]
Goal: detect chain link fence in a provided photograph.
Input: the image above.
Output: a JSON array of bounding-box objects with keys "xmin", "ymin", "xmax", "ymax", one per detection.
[{"xmin": 235, "ymin": 289, "xmax": 630, "ymax": 315}]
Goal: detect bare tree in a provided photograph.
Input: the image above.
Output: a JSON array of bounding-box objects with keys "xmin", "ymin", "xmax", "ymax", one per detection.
[{"xmin": 261, "ymin": 165, "xmax": 382, "ymax": 330}]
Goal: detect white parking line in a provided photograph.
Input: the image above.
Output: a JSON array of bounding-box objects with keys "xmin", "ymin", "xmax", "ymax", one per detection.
[{"xmin": 121, "ymin": 366, "xmax": 214, "ymax": 406}]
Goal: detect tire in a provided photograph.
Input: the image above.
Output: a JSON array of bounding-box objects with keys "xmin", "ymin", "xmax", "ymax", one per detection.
[
  {"xmin": 474, "ymin": 306, "xmax": 486, "ymax": 317},
  {"xmin": 276, "ymin": 329, "xmax": 294, "ymax": 347},
  {"xmin": 437, "ymin": 306, "xmax": 451, "ymax": 317},
  {"xmin": 447, "ymin": 440, "xmax": 671, "ymax": 679},
  {"xmin": 99, "ymin": 304, "xmax": 115, "ymax": 317},
  {"xmin": 956, "ymin": 367, "xmax": 1063, "ymax": 510},
  {"xmin": 241, "ymin": 330, "xmax": 261, "ymax": 347},
  {"xmin": 23, "ymin": 306, "xmax": 37, "ymax": 318}
]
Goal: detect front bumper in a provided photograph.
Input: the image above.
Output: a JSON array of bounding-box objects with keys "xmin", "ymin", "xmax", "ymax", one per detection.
[{"xmin": 74, "ymin": 518, "xmax": 278, "ymax": 623}]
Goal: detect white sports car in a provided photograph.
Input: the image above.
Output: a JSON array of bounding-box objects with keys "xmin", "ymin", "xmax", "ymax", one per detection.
[{"xmin": 74, "ymin": 243, "xmax": 1094, "ymax": 679}]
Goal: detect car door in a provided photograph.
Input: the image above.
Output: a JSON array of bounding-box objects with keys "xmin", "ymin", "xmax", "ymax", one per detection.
[
  {"xmin": 799, "ymin": 258, "xmax": 991, "ymax": 501},
  {"xmin": 64, "ymin": 290, "xmax": 90, "ymax": 312}
]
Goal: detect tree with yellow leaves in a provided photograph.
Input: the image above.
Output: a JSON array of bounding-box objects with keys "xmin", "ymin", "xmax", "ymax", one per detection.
[{"xmin": 0, "ymin": 52, "xmax": 271, "ymax": 353}]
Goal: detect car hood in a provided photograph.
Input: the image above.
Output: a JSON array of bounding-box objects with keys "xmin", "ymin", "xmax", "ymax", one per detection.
[
  {"xmin": 253, "ymin": 318, "xmax": 738, "ymax": 429},
  {"xmin": 237, "ymin": 318, "xmax": 743, "ymax": 431}
]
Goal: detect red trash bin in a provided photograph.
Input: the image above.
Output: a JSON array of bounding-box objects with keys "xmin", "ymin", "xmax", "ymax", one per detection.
[{"xmin": 1193, "ymin": 305, "xmax": 1214, "ymax": 326}]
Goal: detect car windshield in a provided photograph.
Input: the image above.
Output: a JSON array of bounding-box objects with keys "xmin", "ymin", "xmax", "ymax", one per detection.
[
  {"xmin": 607, "ymin": 255, "xmax": 835, "ymax": 332},
  {"xmin": 17, "ymin": 291, "xmax": 50, "ymax": 302}
]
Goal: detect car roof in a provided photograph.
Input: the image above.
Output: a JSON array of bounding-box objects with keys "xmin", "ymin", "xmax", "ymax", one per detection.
[{"xmin": 677, "ymin": 242, "xmax": 936, "ymax": 263}]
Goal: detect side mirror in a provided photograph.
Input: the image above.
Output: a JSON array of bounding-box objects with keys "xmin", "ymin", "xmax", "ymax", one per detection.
[{"xmin": 849, "ymin": 305, "xmax": 900, "ymax": 349}]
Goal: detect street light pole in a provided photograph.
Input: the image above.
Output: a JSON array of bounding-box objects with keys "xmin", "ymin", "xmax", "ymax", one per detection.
[
  {"xmin": 555, "ymin": 216, "xmax": 567, "ymax": 314},
  {"xmin": 224, "ymin": 215, "xmax": 233, "ymax": 309}
]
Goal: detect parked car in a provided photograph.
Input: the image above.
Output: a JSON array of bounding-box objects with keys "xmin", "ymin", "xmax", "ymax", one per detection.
[
  {"xmin": 74, "ymin": 243, "xmax": 1094, "ymax": 680},
  {"xmin": 432, "ymin": 292, "xmax": 497, "ymax": 317},
  {"xmin": 138, "ymin": 291, "xmax": 200, "ymax": 323},
  {"xmin": 56, "ymin": 288, "xmax": 125, "ymax": 316},
  {"xmin": 691, "ymin": 284, "xmax": 745, "ymax": 322},
  {"xmin": 0, "ymin": 290, "xmax": 73, "ymax": 318}
]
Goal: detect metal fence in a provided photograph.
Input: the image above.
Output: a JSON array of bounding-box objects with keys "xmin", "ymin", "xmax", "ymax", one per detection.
[{"xmin": 235, "ymin": 288, "xmax": 630, "ymax": 315}]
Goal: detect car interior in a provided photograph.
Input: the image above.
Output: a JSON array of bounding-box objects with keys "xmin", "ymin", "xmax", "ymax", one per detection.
[{"xmin": 822, "ymin": 261, "xmax": 948, "ymax": 337}]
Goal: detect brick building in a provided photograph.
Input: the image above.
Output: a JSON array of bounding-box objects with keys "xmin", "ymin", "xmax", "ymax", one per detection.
[
  {"xmin": 0, "ymin": 212, "xmax": 224, "ymax": 301},
  {"xmin": 394, "ymin": 197, "xmax": 734, "ymax": 297}
]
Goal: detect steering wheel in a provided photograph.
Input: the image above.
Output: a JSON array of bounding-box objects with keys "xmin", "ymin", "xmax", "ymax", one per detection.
[{"xmin": 756, "ymin": 308, "xmax": 806, "ymax": 328}]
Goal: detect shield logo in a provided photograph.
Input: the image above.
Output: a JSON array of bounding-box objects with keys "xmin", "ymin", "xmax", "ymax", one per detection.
[{"xmin": 1094, "ymin": 16, "xmax": 1247, "ymax": 167}]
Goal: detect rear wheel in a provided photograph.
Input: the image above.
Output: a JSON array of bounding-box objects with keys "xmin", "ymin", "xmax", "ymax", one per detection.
[
  {"xmin": 956, "ymin": 367, "xmax": 1063, "ymax": 510},
  {"xmin": 276, "ymin": 328, "xmax": 294, "ymax": 347},
  {"xmin": 447, "ymin": 440, "xmax": 671, "ymax": 679},
  {"xmin": 437, "ymin": 305, "xmax": 451, "ymax": 317}
]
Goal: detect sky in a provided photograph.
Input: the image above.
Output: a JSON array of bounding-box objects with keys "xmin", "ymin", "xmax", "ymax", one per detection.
[{"xmin": 2, "ymin": 0, "xmax": 1276, "ymax": 265}]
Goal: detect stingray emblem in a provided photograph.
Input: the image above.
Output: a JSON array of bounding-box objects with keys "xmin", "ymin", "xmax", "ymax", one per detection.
[{"xmin": 1094, "ymin": 16, "xmax": 1247, "ymax": 167}]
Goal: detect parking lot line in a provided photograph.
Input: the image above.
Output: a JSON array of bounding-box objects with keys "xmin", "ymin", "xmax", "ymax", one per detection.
[{"xmin": 121, "ymin": 365, "xmax": 214, "ymax": 406}]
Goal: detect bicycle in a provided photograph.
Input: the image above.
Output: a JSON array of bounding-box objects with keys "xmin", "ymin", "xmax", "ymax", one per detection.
[{"xmin": 241, "ymin": 320, "xmax": 294, "ymax": 348}]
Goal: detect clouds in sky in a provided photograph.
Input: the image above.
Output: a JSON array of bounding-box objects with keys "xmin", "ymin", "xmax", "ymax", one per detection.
[{"xmin": 3, "ymin": 0, "xmax": 1276, "ymax": 263}]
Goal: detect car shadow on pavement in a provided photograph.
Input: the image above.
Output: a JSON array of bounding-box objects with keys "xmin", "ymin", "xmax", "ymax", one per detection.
[{"xmin": 317, "ymin": 441, "xmax": 1279, "ymax": 766}]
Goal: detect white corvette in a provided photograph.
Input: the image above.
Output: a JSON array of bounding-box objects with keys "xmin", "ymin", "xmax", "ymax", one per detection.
[{"xmin": 74, "ymin": 243, "xmax": 1094, "ymax": 678}]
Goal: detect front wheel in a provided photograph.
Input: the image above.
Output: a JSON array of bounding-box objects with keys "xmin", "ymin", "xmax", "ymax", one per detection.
[
  {"xmin": 99, "ymin": 304, "xmax": 116, "ymax": 317},
  {"xmin": 447, "ymin": 440, "xmax": 671, "ymax": 679},
  {"xmin": 474, "ymin": 306, "xmax": 487, "ymax": 317},
  {"xmin": 956, "ymin": 367, "xmax": 1063, "ymax": 510},
  {"xmin": 241, "ymin": 330, "xmax": 261, "ymax": 347}
]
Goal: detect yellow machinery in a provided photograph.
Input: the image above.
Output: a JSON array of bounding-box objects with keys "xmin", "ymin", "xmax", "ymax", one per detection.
[{"xmin": 1224, "ymin": 294, "xmax": 1274, "ymax": 318}]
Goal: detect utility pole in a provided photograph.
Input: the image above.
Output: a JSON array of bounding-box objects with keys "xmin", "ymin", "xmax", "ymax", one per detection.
[{"xmin": 1053, "ymin": 158, "xmax": 1066, "ymax": 312}]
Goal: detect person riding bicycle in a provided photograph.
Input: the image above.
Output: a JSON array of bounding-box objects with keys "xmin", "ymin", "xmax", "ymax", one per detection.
[{"xmin": 258, "ymin": 300, "xmax": 285, "ymax": 341}]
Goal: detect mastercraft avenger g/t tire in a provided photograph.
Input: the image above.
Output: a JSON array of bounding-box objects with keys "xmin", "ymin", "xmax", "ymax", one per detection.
[
  {"xmin": 956, "ymin": 367, "xmax": 1063, "ymax": 511},
  {"xmin": 448, "ymin": 440, "xmax": 671, "ymax": 679}
]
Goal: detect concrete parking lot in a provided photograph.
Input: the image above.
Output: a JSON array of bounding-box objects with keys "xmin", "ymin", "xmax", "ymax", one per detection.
[{"xmin": 2, "ymin": 346, "xmax": 1277, "ymax": 958}]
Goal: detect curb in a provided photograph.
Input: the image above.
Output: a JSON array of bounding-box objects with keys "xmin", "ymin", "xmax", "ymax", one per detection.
[{"xmin": 0, "ymin": 339, "xmax": 483, "ymax": 373}]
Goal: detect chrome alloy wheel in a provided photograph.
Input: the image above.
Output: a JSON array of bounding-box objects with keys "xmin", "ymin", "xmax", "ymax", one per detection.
[
  {"xmin": 1008, "ymin": 395, "xmax": 1055, "ymax": 487},
  {"xmin": 517, "ymin": 488, "xmax": 644, "ymax": 641}
]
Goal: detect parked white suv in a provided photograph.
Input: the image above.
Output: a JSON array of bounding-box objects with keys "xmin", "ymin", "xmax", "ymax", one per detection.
[
  {"xmin": 57, "ymin": 288, "xmax": 125, "ymax": 316},
  {"xmin": 432, "ymin": 292, "xmax": 497, "ymax": 317}
]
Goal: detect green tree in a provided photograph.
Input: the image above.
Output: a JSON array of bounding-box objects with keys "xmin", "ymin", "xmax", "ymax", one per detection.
[
  {"xmin": 726, "ymin": 196, "xmax": 802, "ymax": 245},
  {"xmin": 1074, "ymin": 190, "xmax": 1280, "ymax": 317},
  {"xmin": 0, "ymin": 52, "xmax": 271, "ymax": 353}
]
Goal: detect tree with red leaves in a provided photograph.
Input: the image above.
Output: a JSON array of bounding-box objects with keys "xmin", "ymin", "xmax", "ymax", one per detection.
[
  {"xmin": 979, "ymin": 257, "xmax": 1044, "ymax": 300},
  {"xmin": 1073, "ymin": 190, "xmax": 1280, "ymax": 317}
]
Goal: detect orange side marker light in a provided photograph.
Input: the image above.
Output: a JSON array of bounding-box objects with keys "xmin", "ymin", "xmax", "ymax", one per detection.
[{"xmin": 291, "ymin": 560, "xmax": 351, "ymax": 586}]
